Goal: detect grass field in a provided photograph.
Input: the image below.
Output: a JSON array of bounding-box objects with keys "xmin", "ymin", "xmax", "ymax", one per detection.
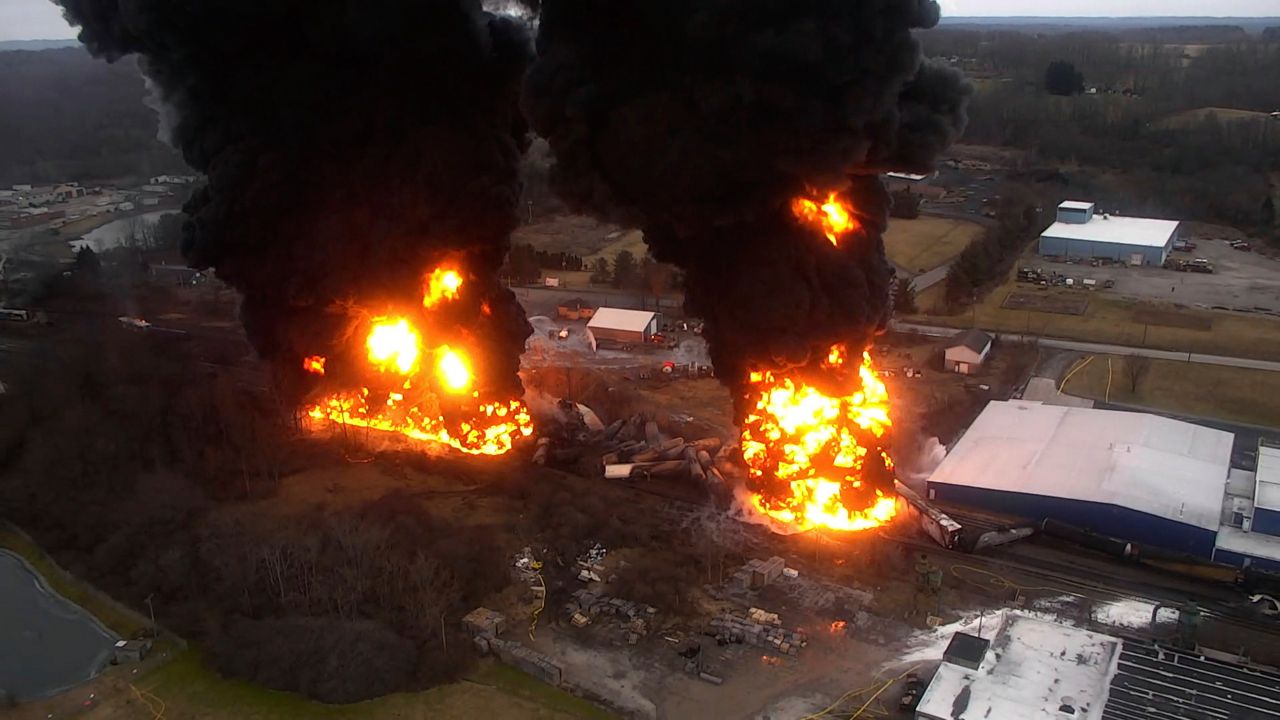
[
  {"xmin": 1061, "ymin": 355, "xmax": 1280, "ymax": 428},
  {"xmin": 883, "ymin": 216, "xmax": 984, "ymax": 273},
  {"xmin": 909, "ymin": 266, "xmax": 1280, "ymax": 362},
  {"xmin": 121, "ymin": 652, "xmax": 614, "ymax": 720},
  {"xmin": 1155, "ymin": 106, "xmax": 1276, "ymax": 130}
]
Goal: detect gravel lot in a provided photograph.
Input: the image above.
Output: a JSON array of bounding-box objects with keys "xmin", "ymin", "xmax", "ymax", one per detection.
[{"xmin": 1031, "ymin": 237, "xmax": 1280, "ymax": 312}]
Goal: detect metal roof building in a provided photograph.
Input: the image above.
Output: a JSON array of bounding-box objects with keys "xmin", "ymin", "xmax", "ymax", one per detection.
[
  {"xmin": 1038, "ymin": 201, "xmax": 1180, "ymax": 267},
  {"xmin": 917, "ymin": 614, "xmax": 1119, "ymax": 720},
  {"xmin": 585, "ymin": 308, "xmax": 658, "ymax": 350},
  {"xmin": 1214, "ymin": 440, "xmax": 1280, "ymax": 572},
  {"xmin": 926, "ymin": 400, "xmax": 1234, "ymax": 558},
  {"xmin": 917, "ymin": 612, "xmax": 1280, "ymax": 720}
]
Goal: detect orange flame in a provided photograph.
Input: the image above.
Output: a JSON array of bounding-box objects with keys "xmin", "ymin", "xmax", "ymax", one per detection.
[
  {"xmin": 303, "ymin": 355, "xmax": 326, "ymax": 375},
  {"xmin": 435, "ymin": 346, "xmax": 472, "ymax": 394},
  {"xmin": 366, "ymin": 317, "xmax": 421, "ymax": 375},
  {"xmin": 423, "ymin": 267, "xmax": 463, "ymax": 308},
  {"xmin": 302, "ymin": 266, "xmax": 532, "ymax": 456},
  {"xmin": 830, "ymin": 620, "xmax": 847, "ymax": 634},
  {"xmin": 791, "ymin": 190, "xmax": 859, "ymax": 246},
  {"xmin": 742, "ymin": 346, "xmax": 896, "ymax": 532}
]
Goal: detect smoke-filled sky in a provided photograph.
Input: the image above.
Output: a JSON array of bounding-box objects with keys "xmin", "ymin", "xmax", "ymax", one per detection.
[{"xmin": 3, "ymin": 0, "xmax": 1278, "ymax": 41}]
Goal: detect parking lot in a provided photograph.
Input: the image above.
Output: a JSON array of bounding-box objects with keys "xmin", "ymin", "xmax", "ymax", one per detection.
[{"xmin": 1027, "ymin": 237, "xmax": 1280, "ymax": 313}]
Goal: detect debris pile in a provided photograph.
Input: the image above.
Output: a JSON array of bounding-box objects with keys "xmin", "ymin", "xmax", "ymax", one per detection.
[
  {"xmin": 512, "ymin": 547, "xmax": 546, "ymax": 601},
  {"xmin": 597, "ymin": 417, "xmax": 730, "ymax": 483},
  {"xmin": 565, "ymin": 589, "xmax": 657, "ymax": 645},
  {"xmin": 709, "ymin": 611, "xmax": 808, "ymax": 656},
  {"xmin": 575, "ymin": 543, "xmax": 608, "ymax": 583}
]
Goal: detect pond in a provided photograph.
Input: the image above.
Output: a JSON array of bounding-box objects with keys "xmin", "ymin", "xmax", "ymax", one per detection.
[
  {"xmin": 0, "ymin": 550, "xmax": 117, "ymax": 702},
  {"xmin": 69, "ymin": 210, "xmax": 178, "ymax": 253}
]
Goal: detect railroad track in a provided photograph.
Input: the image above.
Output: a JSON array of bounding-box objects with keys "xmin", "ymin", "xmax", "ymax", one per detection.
[{"xmin": 616, "ymin": 473, "xmax": 1280, "ymax": 645}]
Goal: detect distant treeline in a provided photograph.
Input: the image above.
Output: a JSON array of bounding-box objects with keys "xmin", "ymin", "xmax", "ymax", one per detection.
[
  {"xmin": 0, "ymin": 47, "xmax": 187, "ymax": 185},
  {"xmin": 924, "ymin": 30, "xmax": 1280, "ymax": 231}
]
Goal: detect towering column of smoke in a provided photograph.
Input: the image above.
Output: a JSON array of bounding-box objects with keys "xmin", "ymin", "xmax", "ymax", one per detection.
[
  {"xmin": 58, "ymin": 0, "xmax": 535, "ymax": 399},
  {"xmin": 525, "ymin": 0, "xmax": 969, "ymax": 519}
]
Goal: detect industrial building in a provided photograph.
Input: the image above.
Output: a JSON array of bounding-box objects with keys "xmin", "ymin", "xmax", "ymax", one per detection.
[
  {"xmin": 1037, "ymin": 201, "xmax": 1180, "ymax": 267},
  {"xmin": 1214, "ymin": 440, "xmax": 1280, "ymax": 572},
  {"xmin": 942, "ymin": 329, "xmax": 991, "ymax": 374},
  {"xmin": 916, "ymin": 614, "xmax": 1118, "ymax": 720},
  {"xmin": 585, "ymin": 308, "xmax": 659, "ymax": 350},
  {"xmin": 926, "ymin": 401, "xmax": 1233, "ymax": 558},
  {"xmin": 916, "ymin": 612, "xmax": 1280, "ymax": 720}
]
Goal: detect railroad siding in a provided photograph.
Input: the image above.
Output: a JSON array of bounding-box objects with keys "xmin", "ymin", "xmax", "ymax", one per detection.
[{"xmin": 926, "ymin": 482, "xmax": 1217, "ymax": 559}]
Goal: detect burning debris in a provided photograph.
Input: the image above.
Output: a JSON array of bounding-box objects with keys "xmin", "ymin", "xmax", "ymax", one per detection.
[
  {"xmin": 525, "ymin": 0, "xmax": 969, "ymax": 530},
  {"xmin": 59, "ymin": 0, "xmax": 538, "ymax": 456}
]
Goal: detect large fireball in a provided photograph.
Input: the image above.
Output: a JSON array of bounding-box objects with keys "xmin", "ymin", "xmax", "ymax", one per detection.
[{"xmin": 301, "ymin": 266, "xmax": 532, "ymax": 456}]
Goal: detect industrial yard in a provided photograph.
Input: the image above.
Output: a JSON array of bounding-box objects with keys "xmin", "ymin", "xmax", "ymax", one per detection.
[{"xmin": 5, "ymin": 5, "xmax": 1280, "ymax": 720}]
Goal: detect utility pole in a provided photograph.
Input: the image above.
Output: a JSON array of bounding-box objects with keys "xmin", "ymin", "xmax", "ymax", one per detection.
[{"xmin": 144, "ymin": 593, "xmax": 157, "ymax": 639}]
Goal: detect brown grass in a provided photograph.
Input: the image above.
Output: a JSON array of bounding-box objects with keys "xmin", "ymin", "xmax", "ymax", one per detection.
[
  {"xmin": 1062, "ymin": 355, "xmax": 1280, "ymax": 428},
  {"xmin": 1002, "ymin": 291, "xmax": 1088, "ymax": 315},
  {"xmin": 883, "ymin": 216, "xmax": 985, "ymax": 273},
  {"xmin": 909, "ymin": 265, "xmax": 1280, "ymax": 361}
]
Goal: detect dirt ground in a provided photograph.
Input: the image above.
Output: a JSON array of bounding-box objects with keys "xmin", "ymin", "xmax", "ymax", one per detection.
[{"xmin": 883, "ymin": 216, "xmax": 985, "ymax": 274}]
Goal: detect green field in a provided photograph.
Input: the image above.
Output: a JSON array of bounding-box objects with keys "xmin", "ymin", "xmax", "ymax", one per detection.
[{"xmin": 1061, "ymin": 355, "xmax": 1280, "ymax": 428}]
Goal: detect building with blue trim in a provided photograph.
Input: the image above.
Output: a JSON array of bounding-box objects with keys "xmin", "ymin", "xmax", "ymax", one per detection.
[{"xmin": 926, "ymin": 401, "xmax": 1233, "ymax": 560}]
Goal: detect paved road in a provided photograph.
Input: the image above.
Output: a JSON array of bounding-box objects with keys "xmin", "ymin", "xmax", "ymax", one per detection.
[{"xmin": 891, "ymin": 320, "xmax": 1280, "ymax": 373}]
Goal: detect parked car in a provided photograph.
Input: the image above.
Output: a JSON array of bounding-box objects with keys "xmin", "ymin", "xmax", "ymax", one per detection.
[{"xmin": 899, "ymin": 674, "xmax": 926, "ymax": 712}]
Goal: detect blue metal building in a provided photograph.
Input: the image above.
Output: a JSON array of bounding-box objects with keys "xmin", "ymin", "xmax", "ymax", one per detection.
[{"xmin": 926, "ymin": 401, "xmax": 1233, "ymax": 560}]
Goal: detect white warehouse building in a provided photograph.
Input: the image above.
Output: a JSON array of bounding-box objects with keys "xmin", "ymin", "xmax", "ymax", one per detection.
[{"xmin": 1037, "ymin": 201, "xmax": 1180, "ymax": 267}]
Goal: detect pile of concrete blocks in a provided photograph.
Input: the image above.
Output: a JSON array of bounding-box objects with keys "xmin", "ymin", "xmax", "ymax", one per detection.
[
  {"xmin": 709, "ymin": 611, "xmax": 807, "ymax": 656},
  {"xmin": 728, "ymin": 556, "xmax": 788, "ymax": 591},
  {"xmin": 483, "ymin": 636, "xmax": 564, "ymax": 687},
  {"xmin": 565, "ymin": 590, "xmax": 657, "ymax": 644},
  {"xmin": 463, "ymin": 607, "xmax": 508, "ymax": 638}
]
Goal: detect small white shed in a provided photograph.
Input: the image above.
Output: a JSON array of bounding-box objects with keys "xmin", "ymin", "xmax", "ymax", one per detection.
[{"xmin": 944, "ymin": 329, "xmax": 992, "ymax": 375}]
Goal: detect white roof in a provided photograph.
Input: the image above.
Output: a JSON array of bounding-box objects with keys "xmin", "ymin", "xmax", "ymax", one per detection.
[
  {"xmin": 1059, "ymin": 200, "xmax": 1096, "ymax": 211},
  {"xmin": 1042, "ymin": 214, "xmax": 1179, "ymax": 249},
  {"xmin": 928, "ymin": 401, "xmax": 1233, "ymax": 531},
  {"xmin": 887, "ymin": 171, "xmax": 931, "ymax": 181},
  {"xmin": 1254, "ymin": 443, "xmax": 1280, "ymax": 511},
  {"xmin": 586, "ymin": 307, "xmax": 655, "ymax": 334},
  {"xmin": 1216, "ymin": 526, "xmax": 1280, "ymax": 563},
  {"xmin": 917, "ymin": 613, "xmax": 1119, "ymax": 720}
]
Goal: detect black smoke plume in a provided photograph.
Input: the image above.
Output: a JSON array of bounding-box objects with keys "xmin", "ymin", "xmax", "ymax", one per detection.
[
  {"xmin": 58, "ymin": 0, "xmax": 534, "ymax": 400},
  {"xmin": 525, "ymin": 0, "xmax": 967, "ymax": 386},
  {"xmin": 525, "ymin": 0, "xmax": 969, "ymax": 510}
]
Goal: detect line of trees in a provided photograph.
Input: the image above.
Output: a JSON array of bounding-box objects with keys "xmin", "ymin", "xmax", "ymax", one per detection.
[
  {"xmin": 922, "ymin": 30, "xmax": 1280, "ymax": 233},
  {"xmin": 944, "ymin": 188, "xmax": 1046, "ymax": 308}
]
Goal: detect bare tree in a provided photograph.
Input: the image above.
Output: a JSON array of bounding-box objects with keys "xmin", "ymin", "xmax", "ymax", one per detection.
[{"xmin": 1125, "ymin": 355, "xmax": 1152, "ymax": 393}]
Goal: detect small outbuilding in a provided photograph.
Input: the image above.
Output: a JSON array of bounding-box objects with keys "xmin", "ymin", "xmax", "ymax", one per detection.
[
  {"xmin": 943, "ymin": 329, "xmax": 992, "ymax": 374},
  {"xmin": 556, "ymin": 297, "xmax": 596, "ymax": 321},
  {"xmin": 111, "ymin": 638, "xmax": 152, "ymax": 664},
  {"xmin": 586, "ymin": 308, "xmax": 658, "ymax": 350}
]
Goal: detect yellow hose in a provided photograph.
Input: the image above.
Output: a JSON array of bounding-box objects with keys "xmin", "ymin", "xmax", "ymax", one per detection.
[
  {"xmin": 528, "ymin": 570, "xmax": 546, "ymax": 640},
  {"xmin": 1105, "ymin": 357, "xmax": 1113, "ymax": 403},
  {"xmin": 1058, "ymin": 355, "xmax": 1093, "ymax": 393}
]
